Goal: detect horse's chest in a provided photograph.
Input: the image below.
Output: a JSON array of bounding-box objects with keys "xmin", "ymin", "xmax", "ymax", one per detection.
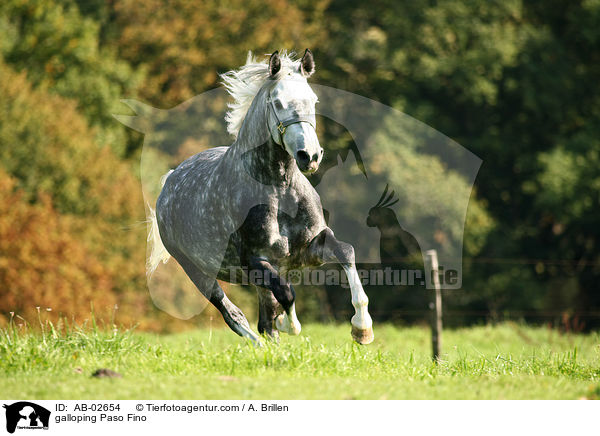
[
  {"xmin": 239, "ymin": 190, "xmax": 324, "ymax": 262},
  {"xmin": 278, "ymin": 194, "xmax": 325, "ymax": 251}
]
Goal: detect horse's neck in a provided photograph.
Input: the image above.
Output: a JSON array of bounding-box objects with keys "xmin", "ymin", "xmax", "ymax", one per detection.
[{"xmin": 231, "ymin": 91, "xmax": 297, "ymax": 186}]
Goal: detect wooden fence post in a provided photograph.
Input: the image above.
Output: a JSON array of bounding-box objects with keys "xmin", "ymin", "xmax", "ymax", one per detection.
[{"xmin": 426, "ymin": 249, "xmax": 442, "ymax": 362}]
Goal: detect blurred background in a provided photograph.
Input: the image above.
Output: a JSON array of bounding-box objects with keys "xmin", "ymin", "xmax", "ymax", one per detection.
[{"xmin": 1, "ymin": 0, "xmax": 599, "ymax": 332}]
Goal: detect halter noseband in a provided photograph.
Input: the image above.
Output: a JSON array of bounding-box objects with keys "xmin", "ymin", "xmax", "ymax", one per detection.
[{"xmin": 267, "ymin": 93, "xmax": 316, "ymax": 147}]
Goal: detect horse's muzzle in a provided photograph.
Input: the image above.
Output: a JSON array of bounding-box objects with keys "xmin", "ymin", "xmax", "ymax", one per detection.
[{"xmin": 296, "ymin": 149, "xmax": 321, "ymax": 173}]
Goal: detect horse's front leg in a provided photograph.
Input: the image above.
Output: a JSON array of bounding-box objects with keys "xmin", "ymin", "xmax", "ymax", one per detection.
[
  {"xmin": 247, "ymin": 257, "xmax": 301, "ymax": 335},
  {"xmin": 307, "ymin": 228, "xmax": 374, "ymax": 344}
]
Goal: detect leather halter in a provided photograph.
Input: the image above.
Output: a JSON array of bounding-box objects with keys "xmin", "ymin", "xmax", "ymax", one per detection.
[{"xmin": 267, "ymin": 92, "xmax": 316, "ymax": 147}]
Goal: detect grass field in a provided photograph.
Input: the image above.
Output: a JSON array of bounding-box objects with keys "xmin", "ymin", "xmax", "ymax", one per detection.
[{"xmin": 1, "ymin": 321, "xmax": 599, "ymax": 399}]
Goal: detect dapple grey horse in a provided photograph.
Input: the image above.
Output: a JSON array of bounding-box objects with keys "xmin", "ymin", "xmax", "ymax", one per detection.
[{"xmin": 148, "ymin": 50, "xmax": 373, "ymax": 346}]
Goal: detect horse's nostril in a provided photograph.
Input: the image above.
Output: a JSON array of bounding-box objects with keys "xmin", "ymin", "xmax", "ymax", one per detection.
[
  {"xmin": 296, "ymin": 150, "xmax": 310, "ymax": 165},
  {"xmin": 312, "ymin": 153, "xmax": 319, "ymax": 162}
]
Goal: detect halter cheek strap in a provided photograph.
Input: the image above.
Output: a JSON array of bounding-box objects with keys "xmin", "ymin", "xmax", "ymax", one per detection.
[{"xmin": 268, "ymin": 96, "xmax": 316, "ymax": 147}]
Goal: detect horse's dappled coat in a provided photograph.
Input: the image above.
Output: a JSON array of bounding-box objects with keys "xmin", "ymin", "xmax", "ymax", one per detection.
[{"xmin": 148, "ymin": 50, "xmax": 374, "ymax": 345}]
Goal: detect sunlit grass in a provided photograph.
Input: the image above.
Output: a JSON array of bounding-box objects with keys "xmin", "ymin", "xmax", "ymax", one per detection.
[{"xmin": 0, "ymin": 317, "xmax": 598, "ymax": 399}]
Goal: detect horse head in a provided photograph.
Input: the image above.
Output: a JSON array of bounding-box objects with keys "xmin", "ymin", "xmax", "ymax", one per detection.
[{"xmin": 266, "ymin": 49, "xmax": 323, "ymax": 173}]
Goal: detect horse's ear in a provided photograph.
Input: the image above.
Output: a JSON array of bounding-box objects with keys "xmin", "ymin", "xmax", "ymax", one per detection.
[
  {"xmin": 269, "ymin": 51, "xmax": 281, "ymax": 77},
  {"xmin": 300, "ymin": 49, "xmax": 315, "ymax": 77}
]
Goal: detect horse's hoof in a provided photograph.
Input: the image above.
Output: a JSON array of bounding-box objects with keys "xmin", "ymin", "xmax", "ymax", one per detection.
[
  {"xmin": 275, "ymin": 313, "xmax": 301, "ymax": 335},
  {"xmin": 351, "ymin": 326, "xmax": 374, "ymax": 345}
]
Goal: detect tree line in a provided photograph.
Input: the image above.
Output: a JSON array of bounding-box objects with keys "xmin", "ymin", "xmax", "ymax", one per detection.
[{"xmin": 1, "ymin": 0, "xmax": 598, "ymax": 330}]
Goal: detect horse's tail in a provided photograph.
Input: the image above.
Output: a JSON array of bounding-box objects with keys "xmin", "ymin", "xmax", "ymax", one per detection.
[{"xmin": 146, "ymin": 170, "xmax": 174, "ymax": 279}]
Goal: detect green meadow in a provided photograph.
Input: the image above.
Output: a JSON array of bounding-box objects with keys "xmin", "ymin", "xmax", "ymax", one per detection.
[{"xmin": 1, "ymin": 322, "xmax": 598, "ymax": 400}]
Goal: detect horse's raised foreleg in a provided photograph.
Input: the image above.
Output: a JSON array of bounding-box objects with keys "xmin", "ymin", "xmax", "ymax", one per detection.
[
  {"xmin": 174, "ymin": 252, "xmax": 262, "ymax": 346},
  {"xmin": 306, "ymin": 228, "xmax": 374, "ymax": 344},
  {"xmin": 248, "ymin": 257, "xmax": 301, "ymax": 335}
]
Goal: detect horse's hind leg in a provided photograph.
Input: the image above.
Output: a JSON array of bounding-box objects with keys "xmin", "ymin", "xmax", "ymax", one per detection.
[
  {"xmin": 255, "ymin": 286, "xmax": 281, "ymax": 340},
  {"xmin": 212, "ymin": 288, "xmax": 263, "ymax": 346},
  {"xmin": 248, "ymin": 257, "xmax": 301, "ymax": 335},
  {"xmin": 175, "ymin": 253, "xmax": 262, "ymax": 346}
]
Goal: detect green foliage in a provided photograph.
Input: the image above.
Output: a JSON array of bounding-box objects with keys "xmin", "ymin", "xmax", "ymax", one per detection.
[
  {"xmin": 0, "ymin": 0, "xmax": 143, "ymax": 156},
  {"xmin": 365, "ymin": 117, "xmax": 494, "ymax": 257},
  {"xmin": 0, "ymin": 61, "xmax": 149, "ymax": 329},
  {"xmin": 315, "ymin": 0, "xmax": 600, "ymax": 323},
  {"xmin": 0, "ymin": 61, "xmax": 138, "ymax": 219},
  {"xmin": 1, "ymin": 0, "xmax": 600, "ymax": 329}
]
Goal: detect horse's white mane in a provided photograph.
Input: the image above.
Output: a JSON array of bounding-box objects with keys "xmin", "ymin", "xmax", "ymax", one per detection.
[{"xmin": 220, "ymin": 50, "xmax": 300, "ymax": 138}]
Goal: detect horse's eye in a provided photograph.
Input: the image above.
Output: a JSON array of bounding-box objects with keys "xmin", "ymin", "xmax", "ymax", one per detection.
[{"xmin": 275, "ymin": 100, "xmax": 284, "ymax": 110}]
